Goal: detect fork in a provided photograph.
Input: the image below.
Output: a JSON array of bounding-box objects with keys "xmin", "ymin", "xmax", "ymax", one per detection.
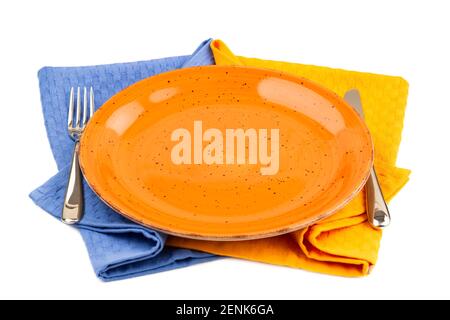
[{"xmin": 61, "ymin": 87, "xmax": 94, "ymax": 224}]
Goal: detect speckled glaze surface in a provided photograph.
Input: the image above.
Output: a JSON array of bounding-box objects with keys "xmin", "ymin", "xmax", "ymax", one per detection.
[{"xmin": 79, "ymin": 66, "xmax": 373, "ymax": 240}]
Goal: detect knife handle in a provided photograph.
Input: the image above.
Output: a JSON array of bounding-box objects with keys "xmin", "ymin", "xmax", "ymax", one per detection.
[{"xmin": 366, "ymin": 167, "xmax": 390, "ymax": 229}]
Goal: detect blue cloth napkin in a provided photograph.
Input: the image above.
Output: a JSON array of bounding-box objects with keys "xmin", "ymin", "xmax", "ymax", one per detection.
[{"xmin": 30, "ymin": 39, "xmax": 218, "ymax": 281}]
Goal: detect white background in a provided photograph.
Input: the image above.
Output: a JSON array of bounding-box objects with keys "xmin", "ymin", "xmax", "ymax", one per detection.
[{"xmin": 1, "ymin": 0, "xmax": 449, "ymax": 300}]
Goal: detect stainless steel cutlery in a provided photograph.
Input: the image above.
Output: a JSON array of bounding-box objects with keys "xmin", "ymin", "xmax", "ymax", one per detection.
[
  {"xmin": 61, "ymin": 87, "xmax": 94, "ymax": 224},
  {"xmin": 344, "ymin": 89, "xmax": 391, "ymax": 229}
]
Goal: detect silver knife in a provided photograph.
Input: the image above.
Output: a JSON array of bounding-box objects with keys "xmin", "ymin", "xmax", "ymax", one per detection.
[{"xmin": 344, "ymin": 89, "xmax": 391, "ymax": 229}]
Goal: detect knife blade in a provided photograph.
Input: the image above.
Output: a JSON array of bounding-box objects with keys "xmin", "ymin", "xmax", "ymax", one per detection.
[
  {"xmin": 343, "ymin": 89, "xmax": 364, "ymax": 118},
  {"xmin": 344, "ymin": 89, "xmax": 391, "ymax": 229}
]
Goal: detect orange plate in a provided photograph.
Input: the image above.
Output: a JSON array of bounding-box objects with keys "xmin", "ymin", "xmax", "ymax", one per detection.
[{"xmin": 80, "ymin": 66, "xmax": 373, "ymax": 240}]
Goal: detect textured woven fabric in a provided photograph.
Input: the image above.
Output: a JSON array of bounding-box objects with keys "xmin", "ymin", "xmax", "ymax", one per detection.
[
  {"xmin": 29, "ymin": 39, "xmax": 218, "ymax": 281},
  {"xmin": 167, "ymin": 40, "xmax": 411, "ymax": 277}
]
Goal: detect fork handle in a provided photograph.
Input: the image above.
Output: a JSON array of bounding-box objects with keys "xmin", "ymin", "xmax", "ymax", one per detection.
[
  {"xmin": 62, "ymin": 142, "xmax": 84, "ymax": 224},
  {"xmin": 366, "ymin": 167, "xmax": 390, "ymax": 229}
]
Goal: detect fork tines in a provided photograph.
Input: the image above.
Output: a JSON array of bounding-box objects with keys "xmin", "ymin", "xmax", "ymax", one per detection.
[{"xmin": 68, "ymin": 87, "xmax": 94, "ymax": 138}]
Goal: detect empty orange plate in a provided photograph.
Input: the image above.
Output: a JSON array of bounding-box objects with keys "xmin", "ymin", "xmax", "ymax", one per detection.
[{"xmin": 79, "ymin": 66, "xmax": 373, "ymax": 240}]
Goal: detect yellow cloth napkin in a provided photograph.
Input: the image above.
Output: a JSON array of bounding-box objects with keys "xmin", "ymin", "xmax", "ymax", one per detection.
[{"xmin": 168, "ymin": 40, "xmax": 411, "ymax": 277}]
